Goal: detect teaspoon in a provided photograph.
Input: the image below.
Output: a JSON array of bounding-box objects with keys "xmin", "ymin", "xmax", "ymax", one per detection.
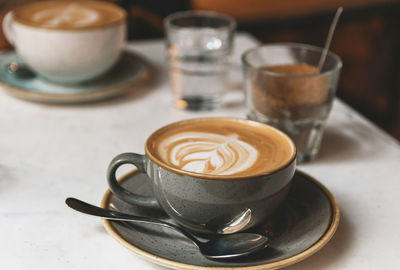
[
  {"xmin": 66, "ymin": 197, "xmax": 269, "ymax": 259},
  {"xmin": 317, "ymin": 6, "xmax": 343, "ymax": 71},
  {"xmin": 7, "ymin": 62, "xmax": 36, "ymax": 78}
]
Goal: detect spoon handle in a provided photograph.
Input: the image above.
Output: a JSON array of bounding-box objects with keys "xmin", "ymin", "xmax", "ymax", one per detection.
[
  {"xmin": 65, "ymin": 197, "xmax": 200, "ymax": 244},
  {"xmin": 318, "ymin": 6, "xmax": 343, "ymax": 71}
]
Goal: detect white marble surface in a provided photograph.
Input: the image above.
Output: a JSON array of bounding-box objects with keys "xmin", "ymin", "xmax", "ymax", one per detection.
[{"xmin": 1, "ymin": 34, "xmax": 399, "ymax": 269}]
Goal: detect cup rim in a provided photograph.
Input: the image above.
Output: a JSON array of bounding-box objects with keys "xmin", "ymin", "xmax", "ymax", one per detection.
[
  {"xmin": 145, "ymin": 117, "xmax": 297, "ymax": 180},
  {"xmin": 242, "ymin": 42, "xmax": 343, "ymax": 78},
  {"xmin": 164, "ymin": 10, "xmax": 236, "ymax": 32},
  {"xmin": 11, "ymin": 0, "xmax": 126, "ymax": 31}
]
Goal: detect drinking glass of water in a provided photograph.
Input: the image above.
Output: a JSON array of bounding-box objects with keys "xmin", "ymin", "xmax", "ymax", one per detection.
[{"xmin": 164, "ymin": 11, "xmax": 236, "ymax": 110}]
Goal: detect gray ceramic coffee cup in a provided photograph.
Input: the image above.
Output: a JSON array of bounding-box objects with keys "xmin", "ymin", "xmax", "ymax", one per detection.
[{"xmin": 107, "ymin": 118, "xmax": 297, "ymax": 235}]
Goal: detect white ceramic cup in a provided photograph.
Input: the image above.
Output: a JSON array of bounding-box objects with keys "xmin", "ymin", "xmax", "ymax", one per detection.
[{"xmin": 2, "ymin": 6, "xmax": 126, "ymax": 84}]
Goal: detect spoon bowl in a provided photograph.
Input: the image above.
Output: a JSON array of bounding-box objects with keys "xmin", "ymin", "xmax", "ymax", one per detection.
[
  {"xmin": 200, "ymin": 233, "xmax": 268, "ymax": 259},
  {"xmin": 66, "ymin": 197, "xmax": 269, "ymax": 259}
]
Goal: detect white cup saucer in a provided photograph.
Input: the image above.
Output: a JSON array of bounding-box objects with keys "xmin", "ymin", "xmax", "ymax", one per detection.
[{"xmin": 0, "ymin": 50, "xmax": 147, "ymax": 104}]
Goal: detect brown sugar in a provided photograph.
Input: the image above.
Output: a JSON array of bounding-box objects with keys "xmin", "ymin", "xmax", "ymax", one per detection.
[
  {"xmin": 251, "ymin": 63, "xmax": 330, "ymax": 120},
  {"xmin": 264, "ymin": 63, "xmax": 319, "ymax": 75}
]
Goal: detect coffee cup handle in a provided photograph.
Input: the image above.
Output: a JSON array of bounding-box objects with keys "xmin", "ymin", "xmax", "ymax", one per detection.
[
  {"xmin": 2, "ymin": 12, "xmax": 15, "ymax": 46},
  {"xmin": 107, "ymin": 153, "xmax": 160, "ymax": 209}
]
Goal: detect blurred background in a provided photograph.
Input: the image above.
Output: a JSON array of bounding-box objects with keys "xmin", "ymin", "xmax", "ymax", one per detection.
[{"xmin": 1, "ymin": 0, "xmax": 399, "ymax": 141}]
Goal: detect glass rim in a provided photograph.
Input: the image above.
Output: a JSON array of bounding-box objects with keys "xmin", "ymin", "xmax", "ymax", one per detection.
[
  {"xmin": 242, "ymin": 42, "xmax": 343, "ymax": 78},
  {"xmin": 164, "ymin": 10, "xmax": 236, "ymax": 32}
]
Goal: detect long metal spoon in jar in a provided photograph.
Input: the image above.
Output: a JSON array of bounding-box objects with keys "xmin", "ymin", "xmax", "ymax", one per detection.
[
  {"xmin": 65, "ymin": 197, "xmax": 269, "ymax": 259},
  {"xmin": 318, "ymin": 6, "xmax": 343, "ymax": 72}
]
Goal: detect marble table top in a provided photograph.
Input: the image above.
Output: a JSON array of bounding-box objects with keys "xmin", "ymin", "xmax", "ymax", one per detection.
[{"xmin": 1, "ymin": 34, "xmax": 399, "ymax": 270}]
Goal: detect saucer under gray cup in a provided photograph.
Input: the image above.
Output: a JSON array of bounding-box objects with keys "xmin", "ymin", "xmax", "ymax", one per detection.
[
  {"xmin": 102, "ymin": 170, "xmax": 339, "ymax": 268},
  {"xmin": 242, "ymin": 43, "xmax": 342, "ymax": 162},
  {"xmin": 164, "ymin": 11, "xmax": 236, "ymax": 110},
  {"xmin": 107, "ymin": 118, "xmax": 297, "ymax": 236}
]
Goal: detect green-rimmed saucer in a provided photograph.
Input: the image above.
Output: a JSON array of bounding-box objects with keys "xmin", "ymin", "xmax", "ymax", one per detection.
[
  {"xmin": 101, "ymin": 170, "xmax": 340, "ymax": 270},
  {"xmin": 0, "ymin": 50, "xmax": 147, "ymax": 104}
]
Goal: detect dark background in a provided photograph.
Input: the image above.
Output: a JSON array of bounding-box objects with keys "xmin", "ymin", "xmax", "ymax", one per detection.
[{"xmin": 1, "ymin": 0, "xmax": 400, "ymax": 141}]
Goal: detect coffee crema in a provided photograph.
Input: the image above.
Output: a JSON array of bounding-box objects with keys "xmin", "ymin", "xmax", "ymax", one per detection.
[
  {"xmin": 147, "ymin": 119, "xmax": 295, "ymax": 177},
  {"xmin": 13, "ymin": 1, "xmax": 125, "ymax": 29}
]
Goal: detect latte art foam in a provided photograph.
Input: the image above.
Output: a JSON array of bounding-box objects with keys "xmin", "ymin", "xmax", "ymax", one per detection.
[
  {"xmin": 158, "ymin": 132, "xmax": 259, "ymax": 175},
  {"xmin": 148, "ymin": 118, "xmax": 295, "ymax": 177},
  {"xmin": 32, "ymin": 4, "xmax": 100, "ymax": 27},
  {"xmin": 13, "ymin": 1, "xmax": 125, "ymax": 29}
]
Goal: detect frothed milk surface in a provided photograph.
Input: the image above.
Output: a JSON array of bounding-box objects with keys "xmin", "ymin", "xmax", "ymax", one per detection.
[
  {"xmin": 13, "ymin": 1, "xmax": 125, "ymax": 29},
  {"xmin": 147, "ymin": 119, "xmax": 295, "ymax": 177}
]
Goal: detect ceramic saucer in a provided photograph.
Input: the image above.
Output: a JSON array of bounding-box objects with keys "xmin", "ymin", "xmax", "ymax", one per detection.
[
  {"xmin": 0, "ymin": 50, "xmax": 147, "ymax": 104},
  {"xmin": 101, "ymin": 170, "xmax": 339, "ymax": 270}
]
